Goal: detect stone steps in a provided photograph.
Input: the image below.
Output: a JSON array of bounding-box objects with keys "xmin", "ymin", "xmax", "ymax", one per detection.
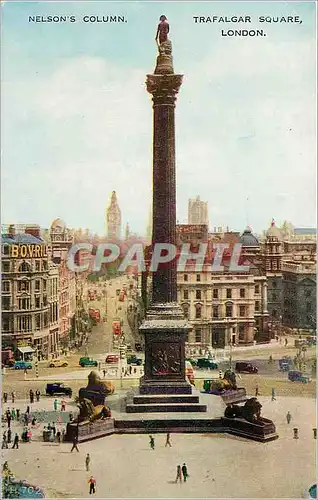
[
  {"xmin": 133, "ymin": 395, "xmax": 200, "ymax": 404},
  {"xmin": 126, "ymin": 402, "xmax": 207, "ymax": 413}
]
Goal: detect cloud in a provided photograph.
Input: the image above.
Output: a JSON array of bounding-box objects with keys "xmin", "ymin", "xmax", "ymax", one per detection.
[{"xmin": 2, "ymin": 17, "xmax": 316, "ymax": 234}]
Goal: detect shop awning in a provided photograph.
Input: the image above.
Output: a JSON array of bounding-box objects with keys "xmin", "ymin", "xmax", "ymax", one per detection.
[{"xmin": 17, "ymin": 347, "xmax": 35, "ymax": 354}]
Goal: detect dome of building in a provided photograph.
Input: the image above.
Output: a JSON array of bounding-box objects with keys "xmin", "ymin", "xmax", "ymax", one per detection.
[
  {"xmin": 266, "ymin": 219, "xmax": 282, "ymax": 240},
  {"xmin": 239, "ymin": 226, "xmax": 260, "ymax": 247},
  {"xmin": 51, "ymin": 218, "xmax": 66, "ymax": 230}
]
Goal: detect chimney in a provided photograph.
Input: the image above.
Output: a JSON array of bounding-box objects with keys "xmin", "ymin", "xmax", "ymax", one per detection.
[
  {"xmin": 8, "ymin": 224, "xmax": 16, "ymax": 236},
  {"xmin": 25, "ymin": 224, "xmax": 40, "ymax": 238}
]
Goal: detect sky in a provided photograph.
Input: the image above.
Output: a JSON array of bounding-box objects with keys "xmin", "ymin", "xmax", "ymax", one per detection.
[{"xmin": 1, "ymin": 1, "xmax": 316, "ymax": 236}]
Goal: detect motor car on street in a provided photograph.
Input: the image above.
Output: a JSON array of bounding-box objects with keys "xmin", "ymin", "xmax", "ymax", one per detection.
[
  {"xmin": 127, "ymin": 354, "xmax": 143, "ymax": 365},
  {"xmin": 79, "ymin": 357, "xmax": 98, "ymax": 367},
  {"xmin": 48, "ymin": 359, "xmax": 69, "ymax": 368},
  {"xmin": 105, "ymin": 354, "xmax": 120, "ymax": 364},
  {"xmin": 196, "ymin": 358, "xmax": 218, "ymax": 369},
  {"xmin": 288, "ymin": 370, "xmax": 311, "ymax": 383},
  {"xmin": 235, "ymin": 362, "xmax": 258, "ymax": 373},
  {"xmin": 45, "ymin": 382, "xmax": 72, "ymax": 397},
  {"xmin": 13, "ymin": 361, "xmax": 32, "ymax": 370}
]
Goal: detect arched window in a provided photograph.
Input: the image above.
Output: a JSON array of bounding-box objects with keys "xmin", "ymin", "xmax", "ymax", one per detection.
[{"xmin": 195, "ymin": 303, "xmax": 202, "ymax": 319}]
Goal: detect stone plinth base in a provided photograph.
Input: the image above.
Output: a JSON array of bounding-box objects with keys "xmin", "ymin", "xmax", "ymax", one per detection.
[
  {"xmin": 222, "ymin": 416, "xmax": 278, "ymax": 442},
  {"xmin": 139, "ymin": 377, "xmax": 192, "ymax": 395},
  {"xmin": 65, "ymin": 418, "xmax": 115, "ymax": 443}
]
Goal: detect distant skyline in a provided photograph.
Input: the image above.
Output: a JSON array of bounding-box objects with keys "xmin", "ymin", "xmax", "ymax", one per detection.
[{"xmin": 2, "ymin": 2, "xmax": 316, "ymax": 235}]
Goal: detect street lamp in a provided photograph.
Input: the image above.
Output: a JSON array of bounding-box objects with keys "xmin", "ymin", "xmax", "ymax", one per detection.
[{"xmin": 226, "ymin": 318, "xmax": 232, "ymax": 370}]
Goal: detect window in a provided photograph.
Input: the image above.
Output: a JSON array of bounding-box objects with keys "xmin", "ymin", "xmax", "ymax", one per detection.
[
  {"xmin": 272, "ymin": 281, "xmax": 277, "ymax": 289},
  {"xmin": 43, "ymin": 295, "xmax": 48, "ymax": 306},
  {"xmin": 239, "ymin": 305, "xmax": 246, "ymax": 317},
  {"xmin": 44, "ymin": 312, "xmax": 48, "ymax": 327},
  {"xmin": 272, "ymin": 309, "xmax": 277, "ymax": 318},
  {"xmin": 43, "ymin": 280, "xmax": 47, "ymax": 291},
  {"xmin": 2, "ymin": 297, "xmax": 11, "ymax": 310},
  {"xmin": 2, "ymin": 281, "xmax": 10, "ymax": 293},
  {"xmin": 18, "ymin": 297, "xmax": 30, "ymax": 310},
  {"xmin": 35, "ymin": 280, "xmax": 40, "ymax": 292},
  {"xmin": 238, "ymin": 325, "xmax": 245, "ymax": 340},
  {"xmin": 2, "ymin": 317, "xmax": 11, "ymax": 331},
  {"xmin": 184, "ymin": 274, "xmax": 188, "ymax": 282},
  {"xmin": 226, "ymin": 305, "xmax": 233, "ymax": 317},
  {"xmin": 35, "ymin": 314, "xmax": 41, "ymax": 329},
  {"xmin": 213, "ymin": 306, "xmax": 219, "ymax": 318},
  {"xmin": 43, "ymin": 260, "xmax": 48, "ymax": 271},
  {"xmin": 18, "ymin": 315, "xmax": 31, "ymax": 332},
  {"xmin": 2, "ymin": 261, "xmax": 10, "ymax": 272},
  {"xmin": 2, "ymin": 245, "xmax": 9, "ymax": 255},
  {"xmin": 305, "ymin": 289, "xmax": 312, "ymax": 298},
  {"xmin": 195, "ymin": 304, "xmax": 202, "ymax": 319},
  {"xmin": 35, "ymin": 261, "xmax": 41, "ymax": 272},
  {"xmin": 196, "ymin": 289, "xmax": 201, "ymax": 300},
  {"xmin": 18, "ymin": 280, "xmax": 30, "ymax": 293},
  {"xmin": 19, "ymin": 262, "xmax": 31, "ymax": 273},
  {"xmin": 226, "ymin": 289, "xmax": 232, "ymax": 299},
  {"xmin": 255, "ymin": 284, "xmax": 260, "ymax": 294},
  {"xmin": 195, "ymin": 329, "xmax": 202, "ymax": 343},
  {"xmin": 255, "ymin": 301, "xmax": 260, "ymax": 312},
  {"xmin": 196, "ymin": 274, "xmax": 201, "ymax": 282},
  {"xmin": 35, "ymin": 296, "xmax": 40, "ymax": 308},
  {"xmin": 272, "ymin": 293, "xmax": 277, "ymax": 301},
  {"xmin": 213, "ymin": 289, "xmax": 218, "ymax": 299},
  {"xmin": 183, "ymin": 290, "xmax": 189, "ymax": 300},
  {"xmin": 239, "ymin": 288, "xmax": 245, "ymax": 298}
]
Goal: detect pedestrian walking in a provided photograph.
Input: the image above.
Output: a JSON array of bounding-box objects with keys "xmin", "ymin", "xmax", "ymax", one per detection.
[
  {"xmin": 62, "ymin": 429, "xmax": 65, "ymax": 442},
  {"xmin": 293, "ymin": 428, "xmax": 299, "ymax": 439},
  {"xmin": 16, "ymin": 408, "xmax": 20, "ymax": 421},
  {"xmin": 26, "ymin": 405, "xmax": 30, "ymax": 414},
  {"xmin": 69, "ymin": 412, "xmax": 74, "ymax": 422},
  {"xmin": 53, "ymin": 399, "xmax": 58, "ymax": 411},
  {"xmin": 271, "ymin": 388, "xmax": 276, "ymax": 401},
  {"xmin": 23, "ymin": 413, "xmax": 28, "ymax": 426},
  {"xmin": 103, "ymin": 369, "xmax": 106, "ymax": 378},
  {"xmin": 11, "ymin": 392, "xmax": 15, "ymax": 404},
  {"xmin": 12, "ymin": 433, "xmax": 19, "ymax": 449},
  {"xmin": 2, "ymin": 432, "xmax": 8, "ymax": 449},
  {"xmin": 61, "ymin": 400, "xmax": 66, "ymax": 411},
  {"xmin": 11, "ymin": 408, "xmax": 16, "ymax": 421},
  {"xmin": 268, "ymin": 355, "xmax": 273, "ymax": 364},
  {"xmin": 56, "ymin": 430, "xmax": 61, "ymax": 444},
  {"xmin": 70, "ymin": 435, "xmax": 79, "ymax": 452},
  {"xmin": 175, "ymin": 465, "xmax": 182, "ymax": 483},
  {"xmin": 7, "ymin": 428, "xmax": 12, "ymax": 444},
  {"xmin": 88, "ymin": 476, "xmax": 96, "ymax": 495},
  {"xmin": 49, "ymin": 428, "xmax": 54, "ymax": 442},
  {"xmin": 313, "ymin": 428, "xmax": 317, "ymax": 439},
  {"xmin": 3, "ymin": 392, "xmax": 8, "ymax": 403},
  {"xmin": 286, "ymin": 411, "xmax": 292, "ymax": 424},
  {"xmin": 255, "ymin": 385, "xmax": 259, "ymax": 397},
  {"xmin": 6, "ymin": 412, "xmax": 11, "ymax": 429},
  {"xmin": 29, "ymin": 390, "xmax": 34, "ymax": 404},
  {"xmin": 85, "ymin": 453, "xmax": 91, "ymax": 471},
  {"xmin": 181, "ymin": 463, "xmax": 188, "ymax": 482},
  {"xmin": 149, "ymin": 435, "xmax": 155, "ymax": 450},
  {"xmin": 285, "ymin": 338, "xmax": 288, "ymax": 346},
  {"xmin": 165, "ymin": 432, "xmax": 172, "ymax": 447},
  {"xmin": 52, "ymin": 423, "xmax": 56, "ymax": 437},
  {"xmin": 35, "ymin": 390, "xmax": 40, "ymax": 402}
]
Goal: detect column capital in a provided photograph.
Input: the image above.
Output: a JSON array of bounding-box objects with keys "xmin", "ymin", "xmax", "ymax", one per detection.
[{"xmin": 146, "ymin": 74, "xmax": 183, "ymax": 105}]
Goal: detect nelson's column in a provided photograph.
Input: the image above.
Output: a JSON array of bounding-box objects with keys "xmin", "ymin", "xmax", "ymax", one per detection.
[{"xmin": 127, "ymin": 16, "xmax": 206, "ymax": 412}]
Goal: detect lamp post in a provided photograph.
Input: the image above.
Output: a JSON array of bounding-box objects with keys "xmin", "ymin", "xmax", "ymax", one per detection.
[{"xmin": 226, "ymin": 318, "xmax": 232, "ymax": 370}]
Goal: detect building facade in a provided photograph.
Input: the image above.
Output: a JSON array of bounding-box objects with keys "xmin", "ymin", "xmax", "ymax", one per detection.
[
  {"xmin": 106, "ymin": 191, "xmax": 122, "ymax": 239},
  {"xmin": 188, "ymin": 196, "xmax": 208, "ymax": 226},
  {"xmin": 1, "ymin": 225, "xmax": 51, "ymax": 357}
]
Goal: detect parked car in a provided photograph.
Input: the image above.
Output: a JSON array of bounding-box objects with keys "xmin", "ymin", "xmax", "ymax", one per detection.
[
  {"xmin": 308, "ymin": 484, "xmax": 317, "ymax": 499},
  {"xmin": 235, "ymin": 362, "xmax": 258, "ymax": 374},
  {"xmin": 105, "ymin": 354, "xmax": 120, "ymax": 364},
  {"xmin": 288, "ymin": 370, "xmax": 311, "ymax": 383},
  {"xmin": 127, "ymin": 355, "xmax": 143, "ymax": 366},
  {"xmin": 14, "ymin": 361, "xmax": 32, "ymax": 370},
  {"xmin": 46, "ymin": 382, "xmax": 72, "ymax": 397},
  {"xmin": 49, "ymin": 359, "xmax": 69, "ymax": 368},
  {"xmin": 79, "ymin": 357, "xmax": 98, "ymax": 367},
  {"xmin": 196, "ymin": 358, "xmax": 218, "ymax": 370}
]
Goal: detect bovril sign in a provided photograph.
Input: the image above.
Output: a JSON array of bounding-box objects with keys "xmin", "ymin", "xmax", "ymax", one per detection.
[{"xmin": 10, "ymin": 244, "xmax": 48, "ymax": 258}]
